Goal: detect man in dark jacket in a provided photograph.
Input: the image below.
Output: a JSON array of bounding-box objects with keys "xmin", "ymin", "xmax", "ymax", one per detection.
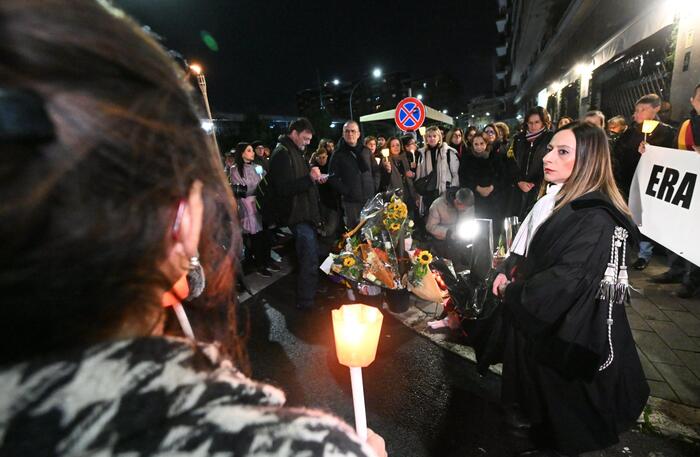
[
  {"xmin": 613, "ymin": 94, "xmax": 676, "ymax": 270},
  {"xmin": 267, "ymin": 118, "xmax": 324, "ymax": 310},
  {"xmin": 328, "ymin": 120, "xmax": 379, "ymax": 229}
]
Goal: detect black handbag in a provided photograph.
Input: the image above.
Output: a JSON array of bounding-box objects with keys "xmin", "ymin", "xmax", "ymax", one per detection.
[{"xmin": 413, "ymin": 170, "xmax": 437, "ymax": 196}]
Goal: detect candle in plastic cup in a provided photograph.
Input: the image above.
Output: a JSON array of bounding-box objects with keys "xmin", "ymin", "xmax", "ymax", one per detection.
[
  {"xmin": 642, "ymin": 119, "xmax": 659, "ymax": 134},
  {"xmin": 380, "ymin": 149, "xmax": 390, "ymax": 159},
  {"xmin": 332, "ymin": 304, "xmax": 383, "ymax": 367}
]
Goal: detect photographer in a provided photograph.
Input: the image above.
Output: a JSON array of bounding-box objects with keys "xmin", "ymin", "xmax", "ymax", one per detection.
[{"xmin": 425, "ymin": 188, "xmax": 475, "ymax": 263}]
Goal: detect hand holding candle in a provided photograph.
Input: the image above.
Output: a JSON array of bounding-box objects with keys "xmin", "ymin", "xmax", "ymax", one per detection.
[
  {"xmin": 642, "ymin": 119, "xmax": 659, "ymax": 143},
  {"xmin": 332, "ymin": 304, "xmax": 383, "ymax": 441}
]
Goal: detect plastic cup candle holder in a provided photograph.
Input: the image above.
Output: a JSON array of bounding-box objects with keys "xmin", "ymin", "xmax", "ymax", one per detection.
[{"xmin": 331, "ymin": 304, "xmax": 383, "ymax": 441}]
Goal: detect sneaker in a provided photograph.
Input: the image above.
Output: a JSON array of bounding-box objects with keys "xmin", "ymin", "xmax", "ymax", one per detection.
[
  {"xmin": 651, "ymin": 270, "xmax": 683, "ymax": 284},
  {"xmin": 256, "ymin": 268, "xmax": 272, "ymax": 277},
  {"xmin": 270, "ymin": 250, "xmax": 282, "ymax": 263},
  {"xmin": 632, "ymin": 258, "xmax": 649, "ymax": 270},
  {"xmin": 267, "ymin": 262, "xmax": 281, "ymax": 272}
]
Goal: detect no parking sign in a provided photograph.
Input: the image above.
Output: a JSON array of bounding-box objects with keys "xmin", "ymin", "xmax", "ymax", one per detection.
[{"xmin": 394, "ymin": 97, "xmax": 425, "ymax": 132}]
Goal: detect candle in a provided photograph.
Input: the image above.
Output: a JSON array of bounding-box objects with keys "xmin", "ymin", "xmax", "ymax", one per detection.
[
  {"xmin": 332, "ymin": 304, "xmax": 383, "ymax": 440},
  {"xmin": 380, "ymin": 149, "xmax": 390, "ymax": 159},
  {"xmin": 641, "ymin": 119, "xmax": 659, "ymax": 134},
  {"xmin": 642, "ymin": 119, "xmax": 659, "ymax": 144},
  {"xmin": 161, "ymin": 275, "xmax": 195, "ymax": 339}
]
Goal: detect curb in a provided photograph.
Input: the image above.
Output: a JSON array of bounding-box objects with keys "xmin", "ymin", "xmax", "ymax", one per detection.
[{"xmin": 385, "ymin": 299, "xmax": 700, "ymax": 445}]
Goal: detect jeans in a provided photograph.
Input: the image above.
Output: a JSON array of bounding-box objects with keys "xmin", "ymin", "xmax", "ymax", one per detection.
[
  {"xmin": 638, "ymin": 240, "xmax": 654, "ymax": 261},
  {"xmin": 291, "ymin": 222, "xmax": 319, "ymax": 308}
]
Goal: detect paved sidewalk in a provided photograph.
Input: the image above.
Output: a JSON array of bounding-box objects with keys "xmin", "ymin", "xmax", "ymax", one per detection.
[
  {"xmin": 383, "ymin": 254, "xmax": 700, "ymax": 441},
  {"xmin": 628, "ymin": 256, "xmax": 700, "ymax": 409}
]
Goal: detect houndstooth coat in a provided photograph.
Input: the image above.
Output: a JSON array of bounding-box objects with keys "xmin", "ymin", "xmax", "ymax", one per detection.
[{"xmin": 0, "ymin": 337, "xmax": 374, "ymax": 456}]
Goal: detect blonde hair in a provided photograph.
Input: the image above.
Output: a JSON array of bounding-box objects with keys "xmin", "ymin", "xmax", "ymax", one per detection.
[
  {"xmin": 425, "ymin": 125, "xmax": 443, "ymax": 144},
  {"xmin": 552, "ymin": 123, "xmax": 631, "ymax": 216}
]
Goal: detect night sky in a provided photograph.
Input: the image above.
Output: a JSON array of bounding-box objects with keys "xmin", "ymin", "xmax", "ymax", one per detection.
[{"xmin": 115, "ymin": 0, "xmax": 498, "ymax": 115}]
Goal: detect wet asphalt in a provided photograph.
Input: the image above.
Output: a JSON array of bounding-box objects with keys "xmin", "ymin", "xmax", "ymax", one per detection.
[{"xmin": 243, "ymin": 273, "xmax": 698, "ymax": 457}]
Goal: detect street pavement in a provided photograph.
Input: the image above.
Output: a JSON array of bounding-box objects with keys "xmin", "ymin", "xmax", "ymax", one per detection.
[{"xmin": 240, "ymin": 268, "xmax": 700, "ymax": 456}]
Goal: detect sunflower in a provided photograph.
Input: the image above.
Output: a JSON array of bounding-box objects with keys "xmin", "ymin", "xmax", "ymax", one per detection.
[
  {"xmin": 396, "ymin": 206, "xmax": 408, "ymax": 218},
  {"xmin": 385, "ymin": 210, "xmax": 398, "ymax": 220},
  {"xmin": 389, "ymin": 222, "xmax": 401, "ymax": 231},
  {"xmin": 383, "ymin": 218, "xmax": 391, "ymax": 227},
  {"xmin": 418, "ymin": 251, "xmax": 433, "ymax": 265},
  {"xmin": 343, "ymin": 256, "xmax": 356, "ymax": 267}
]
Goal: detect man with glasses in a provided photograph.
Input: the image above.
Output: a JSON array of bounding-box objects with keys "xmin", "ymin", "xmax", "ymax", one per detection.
[{"xmin": 329, "ymin": 120, "xmax": 378, "ymax": 228}]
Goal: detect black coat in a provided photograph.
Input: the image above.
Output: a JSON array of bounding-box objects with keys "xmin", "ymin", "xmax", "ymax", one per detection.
[
  {"xmin": 379, "ymin": 153, "xmax": 416, "ymax": 202},
  {"xmin": 502, "ymin": 192, "xmax": 649, "ymax": 454},
  {"xmin": 505, "ymin": 130, "xmax": 554, "ymax": 219},
  {"xmin": 268, "ymin": 135, "xmax": 320, "ymax": 226},
  {"xmin": 328, "ymin": 139, "xmax": 378, "ymax": 204},
  {"xmin": 613, "ymin": 121, "xmax": 676, "ymax": 198},
  {"xmin": 461, "ymin": 150, "xmax": 504, "ymax": 221}
]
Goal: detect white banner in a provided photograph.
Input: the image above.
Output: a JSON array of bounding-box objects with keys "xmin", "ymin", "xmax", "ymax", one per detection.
[{"xmin": 629, "ymin": 145, "xmax": 700, "ymax": 266}]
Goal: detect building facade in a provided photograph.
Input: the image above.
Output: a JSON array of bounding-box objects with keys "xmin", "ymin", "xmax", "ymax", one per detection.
[{"xmin": 501, "ymin": 0, "xmax": 699, "ymax": 123}]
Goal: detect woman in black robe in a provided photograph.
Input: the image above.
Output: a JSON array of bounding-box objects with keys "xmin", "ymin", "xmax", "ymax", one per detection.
[{"xmin": 493, "ymin": 123, "xmax": 649, "ymax": 456}]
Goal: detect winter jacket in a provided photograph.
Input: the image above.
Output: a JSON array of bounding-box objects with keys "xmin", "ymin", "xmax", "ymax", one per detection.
[
  {"xmin": 416, "ymin": 142, "xmax": 460, "ymax": 194},
  {"xmin": 505, "ymin": 130, "xmax": 554, "ymax": 218},
  {"xmin": 677, "ymin": 109, "xmax": 700, "ymax": 151},
  {"xmin": 380, "ymin": 153, "xmax": 416, "ymax": 201},
  {"xmin": 268, "ymin": 135, "xmax": 320, "ymax": 226},
  {"xmin": 425, "ymin": 194, "xmax": 475, "ymax": 240},
  {"xmin": 613, "ymin": 120, "xmax": 675, "ymax": 198},
  {"xmin": 328, "ymin": 138, "xmax": 378, "ymax": 204},
  {"xmin": 230, "ymin": 162, "xmax": 264, "ymax": 234},
  {"xmin": 0, "ymin": 337, "xmax": 374, "ymax": 456}
]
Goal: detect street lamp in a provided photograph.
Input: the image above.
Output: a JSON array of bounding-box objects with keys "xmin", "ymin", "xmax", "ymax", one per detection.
[
  {"xmin": 417, "ymin": 93, "xmax": 423, "ymax": 100},
  {"xmin": 349, "ymin": 68, "xmax": 383, "ymax": 121},
  {"xmin": 333, "ymin": 78, "xmax": 340, "ymax": 86},
  {"xmin": 189, "ymin": 63, "xmax": 219, "ymax": 154}
]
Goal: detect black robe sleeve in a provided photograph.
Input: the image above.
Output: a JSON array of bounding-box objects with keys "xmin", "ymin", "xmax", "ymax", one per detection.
[{"xmin": 503, "ymin": 214, "xmax": 609, "ymax": 337}]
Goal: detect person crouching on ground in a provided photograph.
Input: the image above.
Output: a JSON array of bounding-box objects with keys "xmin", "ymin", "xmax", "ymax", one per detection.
[
  {"xmin": 425, "ymin": 187, "xmax": 475, "ymax": 268},
  {"xmin": 492, "ymin": 123, "xmax": 649, "ymax": 456}
]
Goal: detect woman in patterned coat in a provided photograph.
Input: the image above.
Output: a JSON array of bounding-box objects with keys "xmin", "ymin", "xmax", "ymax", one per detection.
[{"xmin": 0, "ymin": 1, "xmax": 385, "ymax": 456}]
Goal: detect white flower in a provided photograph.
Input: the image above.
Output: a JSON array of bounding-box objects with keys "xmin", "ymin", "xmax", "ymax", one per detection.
[{"xmin": 408, "ymin": 220, "xmax": 415, "ymax": 228}]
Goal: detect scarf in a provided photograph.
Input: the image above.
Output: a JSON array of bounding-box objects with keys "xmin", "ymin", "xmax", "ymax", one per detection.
[
  {"xmin": 525, "ymin": 127, "xmax": 546, "ymax": 143},
  {"xmin": 511, "ymin": 182, "xmax": 563, "ymax": 256},
  {"xmin": 678, "ymin": 110, "xmax": 699, "ymax": 150},
  {"xmin": 421, "ymin": 144, "xmax": 452, "ymax": 194}
]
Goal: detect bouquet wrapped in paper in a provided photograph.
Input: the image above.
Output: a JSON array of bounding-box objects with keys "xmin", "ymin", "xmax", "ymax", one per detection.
[
  {"xmin": 323, "ymin": 191, "xmax": 413, "ymax": 290},
  {"xmin": 406, "ymin": 248, "xmax": 447, "ymax": 303}
]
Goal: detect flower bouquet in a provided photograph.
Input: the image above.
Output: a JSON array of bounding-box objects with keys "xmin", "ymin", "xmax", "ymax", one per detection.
[{"xmin": 406, "ymin": 248, "xmax": 446, "ymax": 303}]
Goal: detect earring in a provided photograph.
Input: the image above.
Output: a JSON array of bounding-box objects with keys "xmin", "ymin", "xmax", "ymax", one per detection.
[{"xmin": 186, "ymin": 254, "xmax": 206, "ymax": 300}]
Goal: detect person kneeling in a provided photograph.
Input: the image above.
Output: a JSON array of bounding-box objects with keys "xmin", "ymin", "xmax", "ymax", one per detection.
[{"xmin": 425, "ymin": 188, "xmax": 475, "ymax": 268}]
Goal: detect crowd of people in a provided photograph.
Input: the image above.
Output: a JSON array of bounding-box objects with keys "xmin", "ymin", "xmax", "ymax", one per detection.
[
  {"xmin": 2, "ymin": 0, "xmax": 700, "ymax": 456},
  {"xmin": 228, "ymin": 87, "xmax": 700, "ymax": 303}
]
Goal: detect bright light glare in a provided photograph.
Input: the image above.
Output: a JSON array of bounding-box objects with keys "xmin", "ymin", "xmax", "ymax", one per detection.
[
  {"xmin": 485, "ymin": 112, "xmax": 490, "ymax": 116},
  {"xmin": 664, "ymin": 0, "xmax": 698, "ymax": 17},
  {"xmin": 372, "ymin": 68, "xmax": 382, "ymax": 78},
  {"xmin": 189, "ymin": 63, "xmax": 203, "ymax": 75},
  {"xmin": 332, "ymin": 79, "xmax": 340, "ymax": 85},
  {"xmin": 417, "ymin": 93, "xmax": 423, "ymax": 100},
  {"xmin": 200, "ymin": 120, "xmax": 214, "ymax": 133},
  {"xmin": 442, "ymin": 109, "xmax": 448, "ymax": 114},
  {"xmin": 457, "ymin": 219, "xmax": 479, "ymax": 240}
]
